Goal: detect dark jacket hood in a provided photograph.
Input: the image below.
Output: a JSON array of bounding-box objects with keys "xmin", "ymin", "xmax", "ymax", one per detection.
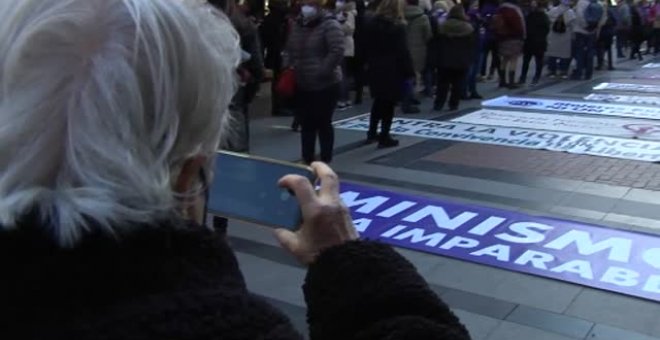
[{"xmin": 438, "ymin": 18, "xmax": 474, "ymax": 37}]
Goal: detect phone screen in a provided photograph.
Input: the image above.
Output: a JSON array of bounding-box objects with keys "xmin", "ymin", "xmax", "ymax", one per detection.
[{"xmin": 207, "ymin": 152, "xmax": 316, "ymax": 230}]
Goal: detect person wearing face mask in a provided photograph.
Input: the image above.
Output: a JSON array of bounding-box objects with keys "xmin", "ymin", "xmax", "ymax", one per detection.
[{"xmin": 283, "ymin": 0, "xmax": 345, "ymax": 164}]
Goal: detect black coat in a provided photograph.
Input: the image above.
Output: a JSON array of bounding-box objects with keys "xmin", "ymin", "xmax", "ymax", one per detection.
[
  {"xmin": 364, "ymin": 15, "xmax": 415, "ymax": 100},
  {"xmin": 523, "ymin": 10, "xmax": 550, "ymax": 54},
  {"xmin": 435, "ymin": 18, "xmax": 477, "ymax": 70},
  {"xmin": 260, "ymin": 8, "xmax": 289, "ymax": 70},
  {"xmin": 0, "ymin": 215, "xmax": 471, "ymax": 340}
]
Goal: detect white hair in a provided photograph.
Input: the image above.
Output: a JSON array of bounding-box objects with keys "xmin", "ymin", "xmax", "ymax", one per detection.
[{"xmin": 0, "ymin": 0, "xmax": 240, "ymax": 246}]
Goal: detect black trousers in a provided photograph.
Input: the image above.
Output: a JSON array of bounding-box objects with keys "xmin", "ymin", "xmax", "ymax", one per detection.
[
  {"xmin": 597, "ymin": 39, "xmax": 614, "ymax": 69},
  {"xmin": 481, "ymin": 39, "xmax": 500, "ymax": 76},
  {"xmin": 435, "ymin": 68, "xmax": 467, "ymax": 110},
  {"xmin": 296, "ymin": 84, "xmax": 339, "ymax": 164},
  {"xmin": 520, "ymin": 50, "xmax": 544, "ymax": 82},
  {"xmin": 368, "ymin": 97, "xmax": 396, "ymax": 139}
]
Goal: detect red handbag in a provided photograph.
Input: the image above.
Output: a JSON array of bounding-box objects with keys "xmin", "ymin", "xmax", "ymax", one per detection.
[{"xmin": 276, "ymin": 68, "xmax": 296, "ymax": 98}]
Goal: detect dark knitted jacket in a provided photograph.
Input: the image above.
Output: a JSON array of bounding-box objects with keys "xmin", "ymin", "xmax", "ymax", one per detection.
[{"xmin": 0, "ymin": 216, "xmax": 470, "ymax": 340}]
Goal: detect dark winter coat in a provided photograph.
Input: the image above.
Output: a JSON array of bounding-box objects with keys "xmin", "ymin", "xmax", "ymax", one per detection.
[
  {"xmin": 436, "ymin": 18, "xmax": 477, "ymax": 70},
  {"xmin": 261, "ymin": 6, "xmax": 289, "ymax": 70},
  {"xmin": 284, "ymin": 12, "xmax": 345, "ymax": 91},
  {"xmin": 364, "ymin": 15, "xmax": 415, "ymax": 100},
  {"xmin": 494, "ymin": 3, "xmax": 526, "ymax": 41},
  {"xmin": 523, "ymin": 9, "xmax": 551, "ymax": 54},
  {"xmin": 0, "ymin": 214, "xmax": 471, "ymax": 340}
]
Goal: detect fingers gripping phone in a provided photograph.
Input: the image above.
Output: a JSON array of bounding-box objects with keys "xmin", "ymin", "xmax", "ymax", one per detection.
[{"xmin": 207, "ymin": 151, "xmax": 316, "ymax": 230}]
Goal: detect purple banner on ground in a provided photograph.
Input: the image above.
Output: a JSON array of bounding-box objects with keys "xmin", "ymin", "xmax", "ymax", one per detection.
[{"xmin": 341, "ymin": 182, "xmax": 660, "ymax": 302}]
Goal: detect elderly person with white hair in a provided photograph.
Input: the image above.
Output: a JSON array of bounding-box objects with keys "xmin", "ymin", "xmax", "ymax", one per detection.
[{"xmin": 0, "ymin": 0, "xmax": 470, "ymax": 339}]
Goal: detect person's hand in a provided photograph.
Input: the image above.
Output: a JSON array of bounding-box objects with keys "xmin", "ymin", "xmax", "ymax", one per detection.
[{"xmin": 274, "ymin": 162, "xmax": 358, "ymax": 265}]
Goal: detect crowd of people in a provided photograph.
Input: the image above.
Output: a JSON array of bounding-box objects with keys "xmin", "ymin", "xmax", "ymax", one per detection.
[
  {"xmin": 230, "ymin": 0, "xmax": 660, "ymax": 161},
  {"xmin": 1, "ymin": 0, "xmax": 473, "ymax": 339}
]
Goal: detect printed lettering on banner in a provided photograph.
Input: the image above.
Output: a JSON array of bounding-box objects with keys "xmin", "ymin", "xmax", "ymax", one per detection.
[
  {"xmin": 594, "ymin": 82, "xmax": 660, "ymax": 94},
  {"xmin": 585, "ymin": 93, "xmax": 660, "ymax": 107},
  {"xmin": 341, "ymin": 182, "xmax": 660, "ymax": 302},
  {"xmin": 453, "ymin": 109, "xmax": 660, "ymax": 140},
  {"xmin": 334, "ymin": 115, "xmax": 660, "ymax": 162},
  {"xmin": 481, "ymin": 95, "xmax": 660, "ymax": 120}
]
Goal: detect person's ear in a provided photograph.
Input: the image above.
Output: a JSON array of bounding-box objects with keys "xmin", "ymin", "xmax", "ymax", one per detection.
[{"xmin": 174, "ymin": 155, "xmax": 207, "ymax": 195}]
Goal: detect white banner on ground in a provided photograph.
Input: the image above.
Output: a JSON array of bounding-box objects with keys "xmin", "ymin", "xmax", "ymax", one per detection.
[
  {"xmin": 452, "ymin": 109, "xmax": 660, "ymax": 141},
  {"xmin": 594, "ymin": 82, "xmax": 660, "ymax": 94},
  {"xmin": 481, "ymin": 95, "xmax": 660, "ymax": 120},
  {"xmin": 334, "ymin": 115, "xmax": 660, "ymax": 162},
  {"xmin": 585, "ymin": 93, "xmax": 660, "ymax": 107},
  {"xmin": 642, "ymin": 63, "xmax": 660, "ymax": 68}
]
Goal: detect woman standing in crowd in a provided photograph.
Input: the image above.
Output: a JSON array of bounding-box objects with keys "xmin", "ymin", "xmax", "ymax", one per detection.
[
  {"xmin": 651, "ymin": 0, "xmax": 660, "ymax": 54},
  {"xmin": 434, "ymin": 5, "xmax": 476, "ymax": 111},
  {"xmin": 284, "ymin": 0, "xmax": 345, "ymax": 164},
  {"xmin": 630, "ymin": 0, "xmax": 645, "ymax": 59},
  {"xmin": 616, "ymin": 0, "xmax": 632, "ymax": 58},
  {"xmin": 336, "ymin": 0, "xmax": 357, "ymax": 110},
  {"xmin": 364, "ymin": 0, "xmax": 415, "ymax": 147},
  {"xmin": 0, "ymin": 1, "xmax": 473, "ymax": 338},
  {"xmin": 493, "ymin": 0, "xmax": 526, "ymax": 88},
  {"xmin": 422, "ymin": 0, "xmax": 452, "ymax": 97},
  {"xmin": 480, "ymin": 0, "xmax": 502, "ymax": 81},
  {"xmin": 597, "ymin": 0, "xmax": 618, "ymax": 70},
  {"xmin": 546, "ymin": 0, "xmax": 576, "ymax": 78},
  {"xmin": 463, "ymin": 0, "xmax": 486, "ymax": 99},
  {"xmin": 402, "ymin": 0, "xmax": 431, "ymax": 114},
  {"xmin": 518, "ymin": 0, "xmax": 550, "ymax": 85},
  {"xmin": 261, "ymin": 0, "xmax": 291, "ymax": 117}
]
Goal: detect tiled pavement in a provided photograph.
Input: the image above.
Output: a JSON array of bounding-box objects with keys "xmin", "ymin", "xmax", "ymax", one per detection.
[{"xmin": 226, "ymin": 56, "xmax": 660, "ymax": 339}]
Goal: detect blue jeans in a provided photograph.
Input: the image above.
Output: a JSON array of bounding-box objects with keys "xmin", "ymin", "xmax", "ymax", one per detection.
[
  {"xmin": 547, "ymin": 57, "xmax": 571, "ymax": 74},
  {"xmin": 464, "ymin": 50, "xmax": 484, "ymax": 96},
  {"xmin": 573, "ymin": 32, "xmax": 597, "ymax": 79}
]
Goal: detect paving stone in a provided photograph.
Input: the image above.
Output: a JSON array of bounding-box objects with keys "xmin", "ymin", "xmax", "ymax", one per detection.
[
  {"xmin": 486, "ymin": 321, "xmax": 578, "ymax": 340},
  {"xmin": 587, "ymin": 324, "xmax": 659, "ymax": 340},
  {"xmin": 425, "ymin": 258, "xmax": 582, "ymax": 313},
  {"xmin": 565, "ymin": 288, "xmax": 660, "ymax": 338},
  {"xmin": 453, "ymin": 309, "xmax": 501, "ymax": 340},
  {"xmin": 506, "ymin": 305, "xmax": 594, "ymax": 339},
  {"xmin": 441, "ymin": 288, "xmax": 517, "ymax": 320}
]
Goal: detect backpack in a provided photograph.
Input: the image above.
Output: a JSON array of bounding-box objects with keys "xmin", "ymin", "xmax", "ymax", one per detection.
[
  {"xmin": 552, "ymin": 12, "xmax": 567, "ymax": 33},
  {"xmin": 584, "ymin": 0, "xmax": 604, "ymax": 31}
]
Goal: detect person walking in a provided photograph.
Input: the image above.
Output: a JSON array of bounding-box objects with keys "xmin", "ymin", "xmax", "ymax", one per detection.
[
  {"xmin": 547, "ymin": 0, "xmax": 576, "ymax": 78},
  {"xmin": 597, "ymin": 0, "xmax": 618, "ymax": 70},
  {"xmin": 352, "ymin": 0, "xmax": 368, "ymax": 104},
  {"xmin": 493, "ymin": 0, "xmax": 526, "ymax": 88},
  {"xmin": 615, "ymin": 0, "xmax": 632, "ymax": 58},
  {"xmin": 519, "ymin": 0, "xmax": 550, "ymax": 85},
  {"xmin": 336, "ymin": 0, "xmax": 358, "ymax": 110},
  {"xmin": 402, "ymin": 0, "xmax": 432, "ymax": 113},
  {"xmin": 434, "ymin": 5, "xmax": 476, "ymax": 111},
  {"xmin": 571, "ymin": 0, "xmax": 606, "ymax": 80},
  {"xmin": 364, "ymin": 0, "xmax": 416, "ymax": 147},
  {"xmin": 284, "ymin": 0, "xmax": 345, "ymax": 164}
]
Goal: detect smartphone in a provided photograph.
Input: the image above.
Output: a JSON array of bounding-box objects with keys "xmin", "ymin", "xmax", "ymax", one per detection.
[{"xmin": 207, "ymin": 151, "xmax": 316, "ymax": 230}]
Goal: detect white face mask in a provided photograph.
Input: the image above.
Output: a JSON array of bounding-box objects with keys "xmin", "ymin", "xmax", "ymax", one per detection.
[{"xmin": 301, "ymin": 5, "xmax": 318, "ymax": 18}]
